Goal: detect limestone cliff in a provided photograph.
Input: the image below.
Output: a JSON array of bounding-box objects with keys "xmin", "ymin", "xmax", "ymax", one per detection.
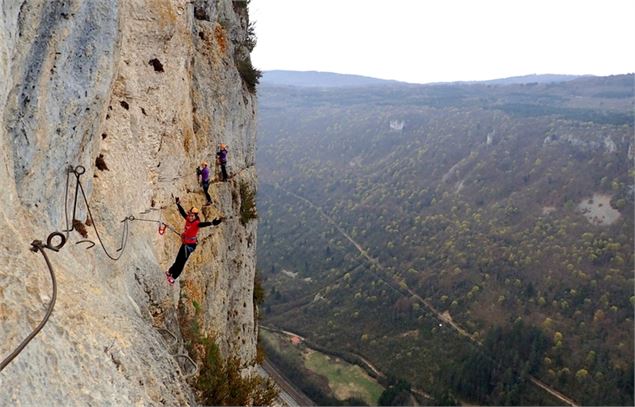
[{"xmin": 0, "ymin": 0, "xmax": 259, "ymax": 404}]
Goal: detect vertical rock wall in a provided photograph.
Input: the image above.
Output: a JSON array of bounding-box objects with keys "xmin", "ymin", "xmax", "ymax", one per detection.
[{"xmin": 0, "ymin": 0, "xmax": 258, "ymax": 405}]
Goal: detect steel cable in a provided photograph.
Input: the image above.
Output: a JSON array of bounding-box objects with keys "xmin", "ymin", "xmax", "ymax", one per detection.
[
  {"xmin": 0, "ymin": 232, "xmax": 66, "ymax": 372},
  {"xmin": 127, "ymin": 216, "xmax": 180, "ymax": 237},
  {"xmin": 1, "ymin": 164, "xmax": 203, "ymax": 375},
  {"xmin": 154, "ymin": 327, "xmax": 199, "ymax": 378},
  {"xmin": 64, "ymin": 165, "xmax": 130, "ymax": 261}
]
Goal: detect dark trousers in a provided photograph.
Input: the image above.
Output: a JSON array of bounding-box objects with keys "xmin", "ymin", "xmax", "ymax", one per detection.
[
  {"xmin": 202, "ymin": 180, "xmax": 211, "ymax": 202},
  {"xmin": 220, "ymin": 163, "xmax": 228, "ymax": 181},
  {"xmin": 169, "ymin": 243, "xmax": 197, "ymax": 279}
]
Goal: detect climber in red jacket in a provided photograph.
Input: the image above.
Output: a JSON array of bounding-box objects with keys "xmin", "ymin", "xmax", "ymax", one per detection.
[{"xmin": 166, "ymin": 197, "xmax": 223, "ymax": 285}]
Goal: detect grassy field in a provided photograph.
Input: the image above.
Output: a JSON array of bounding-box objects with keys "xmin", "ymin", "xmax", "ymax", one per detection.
[
  {"xmin": 262, "ymin": 330, "xmax": 384, "ymax": 405},
  {"xmin": 304, "ymin": 350, "xmax": 384, "ymax": 405},
  {"xmin": 261, "ymin": 330, "xmax": 305, "ymax": 363}
]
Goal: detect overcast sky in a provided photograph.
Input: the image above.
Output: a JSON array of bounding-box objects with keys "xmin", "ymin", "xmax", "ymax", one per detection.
[{"xmin": 249, "ymin": 0, "xmax": 635, "ymax": 84}]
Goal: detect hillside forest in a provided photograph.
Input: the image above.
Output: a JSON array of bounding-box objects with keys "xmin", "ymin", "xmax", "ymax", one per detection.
[{"xmin": 256, "ymin": 74, "xmax": 634, "ymax": 405}]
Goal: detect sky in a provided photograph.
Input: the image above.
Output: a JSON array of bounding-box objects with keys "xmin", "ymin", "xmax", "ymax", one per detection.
[{"xmin": 249, "ymin": 0, "xmax": 635, "ymax": 84}]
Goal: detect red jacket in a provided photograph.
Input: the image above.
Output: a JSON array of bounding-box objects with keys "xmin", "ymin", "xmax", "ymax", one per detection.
[
  {"xmin": 176, "ymin": 203, "xmax": 222, "ymax": 244},
  {"xmin": 181, "ymin": 218, "xmax": 201, "ymax": 244}
]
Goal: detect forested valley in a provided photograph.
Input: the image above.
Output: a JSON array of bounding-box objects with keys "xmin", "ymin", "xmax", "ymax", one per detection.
[{"xmin": 256, "ymin": 73, "xmax": 634, "ymax": 405}]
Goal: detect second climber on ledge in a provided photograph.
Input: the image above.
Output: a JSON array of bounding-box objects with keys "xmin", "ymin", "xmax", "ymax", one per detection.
[
  {"xmin": 166, "ymin": 196, "xmax": 223, "ymax": 285},
  {"xmin": 216, "ymin": 143, "xmax": 229, "ymax": 182},
  {"xmin": 196, "ymin": 161, "xmax": 212, "ymax": 205}
]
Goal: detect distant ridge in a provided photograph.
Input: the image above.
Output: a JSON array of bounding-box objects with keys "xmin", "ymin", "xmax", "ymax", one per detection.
[
  {"xmin": 262, "ymin": 70, "xmax": 591, "ymax": 88},
  {"xmin": 261, "ymin": 70, "xmax": 404, "ymax": 87},
  {"xmin": 474, "ymin": 73, "xmax": 586, "ymax": 85}
]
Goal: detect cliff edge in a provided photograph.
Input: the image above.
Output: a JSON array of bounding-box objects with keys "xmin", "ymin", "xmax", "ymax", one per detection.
[{"xmin": 0, "ymin": 0, "xmax": 259, "ymax": 404}]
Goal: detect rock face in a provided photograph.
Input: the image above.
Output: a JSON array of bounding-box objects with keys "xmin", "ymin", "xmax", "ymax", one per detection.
[{"xmin": 0, "ymin": 0, "xmax": 259, "ymax": 405}]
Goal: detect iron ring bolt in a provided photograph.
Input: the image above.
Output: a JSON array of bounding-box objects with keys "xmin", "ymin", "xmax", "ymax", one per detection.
[
  {"xmin": 46, "ymin": 232, "xmax": 66, "ymax": 252},
  {"xmin": 74, "ymin": 165, "xmax": 86, "ymax": 175}
]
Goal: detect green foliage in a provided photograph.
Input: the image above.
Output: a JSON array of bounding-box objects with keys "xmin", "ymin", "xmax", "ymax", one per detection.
[
  {"xmin": 378, "ymin": 378, "xmax": 411, "ymax": 406},
  {"xmin": 237, "ymin": 57, "xmax": 262, "ymax": 94},
  {"xmin": 254, "ymin": 270, "xmax": 265, "ymax": 307},
  {"xmin": 256, "ymin": 74, "xmax": 634, "ymax": 405},
  {"xmin": 304, "ymin": 350, "xmax": 383, "ymax": 405},
  {"xmin": 232, "ymin": 0, "xmax": 260, "ymax": 89},
  {"xmin": 192, "ymin": 300, "xmax": 201, "ymax": 313},
  {"xmin": 245, "ymin": 22, "xmax": 257, "ymax": 52},
  {"xmin": 430, "ymin": 387, "xmax": 459, "ymax": 406},
  {"xmin": 196, "ymin": 336, "xmax": 279, "ymax": 406},
  {"xmin": 445, "ymin": 321, "xmax": 551, "ymax": 404},
  {"xmin": 180, "ymin": 299, "xmax": 278, "ymax": 406},
  {"xmin": 494, "ymin": 103, "xmax": 634, "ymax": 125},
  {"xmin": 232, "ymin": 0, "xmax": 250, "ymax": 10},
  {"xmin": 261, "ymin": 331, "xmax": 375, "ymax": 406},
  {"xmin": 239, "ymin": 180, "xmax": 258, "ymax": 225}
]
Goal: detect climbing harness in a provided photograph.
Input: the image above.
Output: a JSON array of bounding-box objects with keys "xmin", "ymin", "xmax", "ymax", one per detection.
[
  {"xmin": 0, "ymin": 232, "xmax": 66, "ymax": 372},
  {"xmin": 136, "ymin": 206, "xmax": 182, "ymax": 236},
  {"xmin": 125, "ymin": 215, "xmax": 180, "ymax": 237}
]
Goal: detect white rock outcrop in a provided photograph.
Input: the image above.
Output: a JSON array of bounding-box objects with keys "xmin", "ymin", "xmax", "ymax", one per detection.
[{"xmin": 0, "ymin": 0, "xmax": 259, "ymax": 405}]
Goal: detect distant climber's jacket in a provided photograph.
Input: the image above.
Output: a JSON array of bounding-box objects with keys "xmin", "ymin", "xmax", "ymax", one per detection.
[
  {"xmin": 177, "ymin": 203, "xmax": 222, "ymax": 244},
  {"xmin": 196, "ymin": 166, "xmax": 210, "ymax": 183},
  {"xmin": 217, "ymin": 148, "xmax": 228, "ymax": 163},
  {"xmin": 200, "ymin": 166, "xmax": 210, "ymax": 182}
]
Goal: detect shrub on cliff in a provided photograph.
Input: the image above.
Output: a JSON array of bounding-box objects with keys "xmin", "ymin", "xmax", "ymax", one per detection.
[
  {"xmin": 239, "ymin": 180, "xmax": 258, "ymax": 225},
  {"xmin": 237, "ymin": 58, "xmax": 262, "ymax": 94},
  {"xmin": 197, "ymin": 337, "xmax": 279, "ymax": 406}
]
